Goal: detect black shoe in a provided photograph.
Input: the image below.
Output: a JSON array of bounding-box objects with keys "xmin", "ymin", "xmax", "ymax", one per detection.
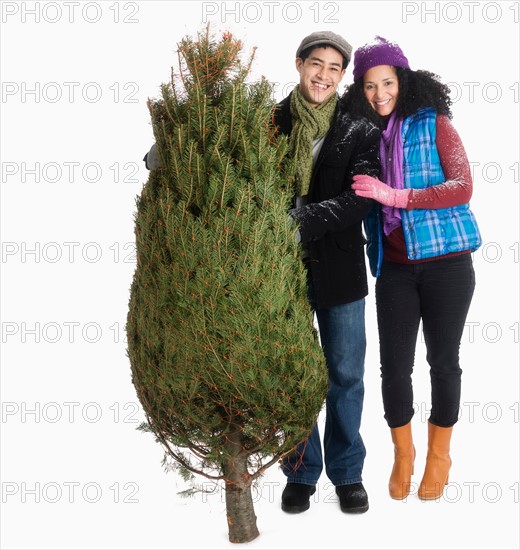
[
  {"xmin": 336, "ymin": 482, "xmax": 369, "ymax": 513},
  {"xmin": 281, "ymin": 483, "xmax": 316, "ymax": 513}
]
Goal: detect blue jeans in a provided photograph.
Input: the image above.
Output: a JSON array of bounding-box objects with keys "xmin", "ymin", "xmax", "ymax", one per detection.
[{"xmin": 282, "ymin": 298, "xmax": 367, "ymax": 486}]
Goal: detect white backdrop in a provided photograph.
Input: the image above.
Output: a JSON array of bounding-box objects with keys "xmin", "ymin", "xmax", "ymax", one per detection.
[{"xmin": 1, "ymin": 1, "xmax": 519, "ymax": 549}]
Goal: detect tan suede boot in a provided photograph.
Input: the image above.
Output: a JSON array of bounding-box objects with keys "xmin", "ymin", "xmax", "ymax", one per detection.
[
  {"xmin": 389, "ymin": 422, "xmax": 416, "ymax": 500},
  {"xmin": 418, "ymin": 421, "xmax": 453, "ymax": 500}
]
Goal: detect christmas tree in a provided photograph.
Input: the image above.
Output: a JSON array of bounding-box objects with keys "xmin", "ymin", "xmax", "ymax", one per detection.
[{"xmin": 126, "ymin": 27, "xmax": 326, "ymax": 543}]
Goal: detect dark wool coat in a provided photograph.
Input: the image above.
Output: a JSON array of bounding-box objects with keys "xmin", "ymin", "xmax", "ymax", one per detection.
[{"xmin": 274, "ymin": 94, "xmax": 381, "ymax": 309}]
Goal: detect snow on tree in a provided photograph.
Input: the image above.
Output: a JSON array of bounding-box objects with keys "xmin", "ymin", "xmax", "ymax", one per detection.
[{"xmin": 126, "ymin": 27, "xmax": 326, "ymax": 543}]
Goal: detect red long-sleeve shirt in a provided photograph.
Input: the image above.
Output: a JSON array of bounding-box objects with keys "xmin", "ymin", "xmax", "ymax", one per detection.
[{"xmin": 383, "ymin": 115, "xmax": 473, "ymax": 263}]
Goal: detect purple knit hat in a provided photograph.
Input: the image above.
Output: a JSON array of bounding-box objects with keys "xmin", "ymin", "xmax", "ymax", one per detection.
[{"xmin": 352, "ymin": 36, "xmax": 410, "ymax": 81}]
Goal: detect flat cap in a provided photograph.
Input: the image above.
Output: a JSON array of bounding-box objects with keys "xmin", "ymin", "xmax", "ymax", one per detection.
[{"xmin": 296, "ymin": 31, "xmax": 352, "ymax": 65}]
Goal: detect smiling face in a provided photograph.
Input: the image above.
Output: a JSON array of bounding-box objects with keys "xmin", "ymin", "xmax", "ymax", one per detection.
[
  {"xmin": 363, "ymin": 65, "xmax": 399, "ymax": 117},
  {"xmin": 296, "ymin": 47, "xmax": 346, "ymax": 108}
]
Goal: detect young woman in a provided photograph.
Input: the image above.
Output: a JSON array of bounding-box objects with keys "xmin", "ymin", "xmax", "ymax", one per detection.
[{"xmin": 343, "ymin": 37, "xmax": 482, "ymax": 500}]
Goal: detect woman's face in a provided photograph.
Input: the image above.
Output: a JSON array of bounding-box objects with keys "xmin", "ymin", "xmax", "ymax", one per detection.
[{"xmin": 363, "ymin": 65, "xmax": 399, "ymax": 117}]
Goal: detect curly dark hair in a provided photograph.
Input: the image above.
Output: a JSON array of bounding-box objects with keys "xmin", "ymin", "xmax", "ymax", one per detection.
[{"xmin": 341, "ymin": 67, "xmax": 452, "ymax": 126}]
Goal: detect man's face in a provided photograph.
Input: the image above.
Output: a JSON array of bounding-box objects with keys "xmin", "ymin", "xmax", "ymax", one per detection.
[{"xmin": 296, "ymin": 47, "xmax": 346, "ymax": 108}]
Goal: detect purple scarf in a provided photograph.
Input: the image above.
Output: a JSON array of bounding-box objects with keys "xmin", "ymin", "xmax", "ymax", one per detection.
[{"xmin": 380, "ymin": 111, "xmax": 404, "ymax": 235}]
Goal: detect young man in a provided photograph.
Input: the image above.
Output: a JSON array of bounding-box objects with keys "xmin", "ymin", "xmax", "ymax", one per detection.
[{"xmin": 274, "ymin": 31, "xmax": 380, "ymax": 514}]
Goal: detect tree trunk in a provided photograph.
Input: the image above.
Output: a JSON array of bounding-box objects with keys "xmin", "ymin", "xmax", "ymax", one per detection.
[
  {"xmin": 225, "ymin": 474, "xmax": 259, "ymax": 543},
  {"xmin": 223, "ymin": 430, "xmax": 260, "ymax": 543}
]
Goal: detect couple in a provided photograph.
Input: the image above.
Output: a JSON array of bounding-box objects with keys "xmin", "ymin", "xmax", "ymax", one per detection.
[
  {"xmin": 272, "ymin": 31, "xmax": 481, "ymax": 514},
  {"xmin": 144, "ymin": 30, "xmax": 481, "ymax": 513}
]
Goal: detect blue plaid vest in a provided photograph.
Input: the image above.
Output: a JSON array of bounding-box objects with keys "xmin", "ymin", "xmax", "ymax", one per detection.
[{"xmin": 366, "ymin": 108, "xmax": 482, "ymax": 276}]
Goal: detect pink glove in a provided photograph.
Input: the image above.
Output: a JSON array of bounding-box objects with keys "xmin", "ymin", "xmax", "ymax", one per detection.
[{"xmin": 352, "ymin": 174, "xmax": 410, "ymax": 209}]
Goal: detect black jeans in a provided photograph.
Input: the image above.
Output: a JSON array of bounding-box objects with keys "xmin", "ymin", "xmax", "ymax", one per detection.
[{"xmin": 376, "ymin": 254, "xmax": 476, "ymax": 428}]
